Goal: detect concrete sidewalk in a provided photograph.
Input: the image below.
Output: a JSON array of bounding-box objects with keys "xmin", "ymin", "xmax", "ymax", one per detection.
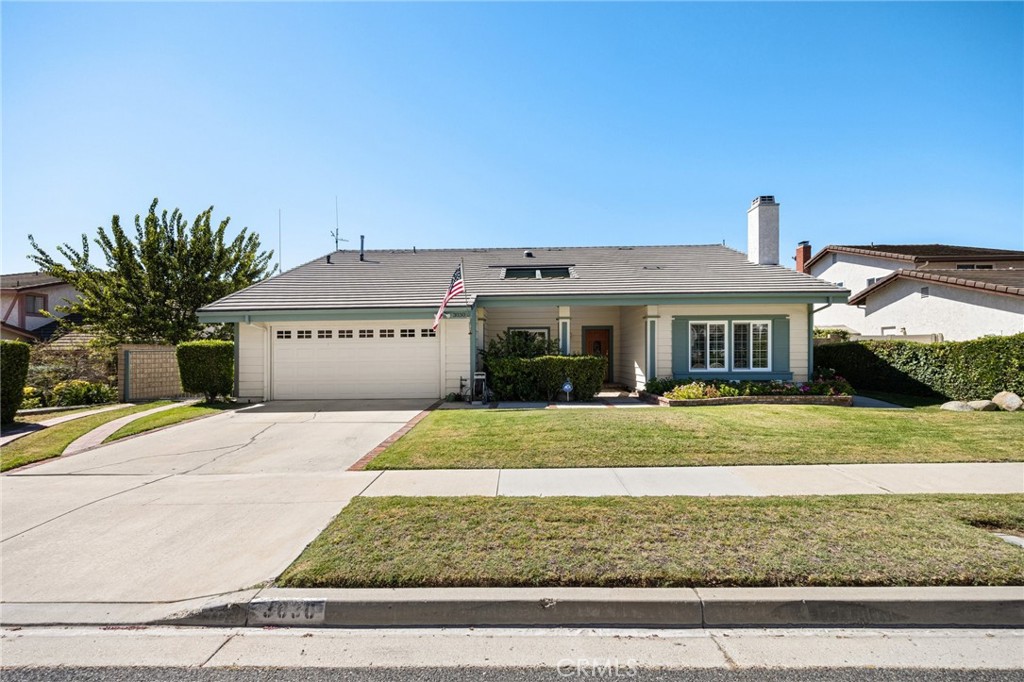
[
  {"xmin": 360, "ymin": 461, "xmax": 1024, "ymax": 497},
  {"xmin": 62, "ymin": 399, "xmax": 199, "ymax": 455},
  {"xmin": 0, "ymin": 403, "xmax": 133, "ymax": 448}
]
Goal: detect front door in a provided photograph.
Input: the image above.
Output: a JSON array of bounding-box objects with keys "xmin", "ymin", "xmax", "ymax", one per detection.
[{"xmin": 583, "ymin": 328, "xmax": 612, "ymax": 382}]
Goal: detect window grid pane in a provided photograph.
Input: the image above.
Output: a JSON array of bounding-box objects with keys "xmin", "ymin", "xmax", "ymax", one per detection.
[
  {"xmin": 751, "ymin": 323, "xmax": 769, "ymax": 369},
  {"xmin": 338, "ymin": 330, "xmax": 353, "ymax": 339},
  {"xmin": 733, "ymin": 323, "xmax": 750, "ymax": 369},
  {"xmin": 708, "ymin": 323, "xmax": 726, "ymax": 369},
  {"xmin": 690, "ymin": 323, "xmax": 707, "ymax": 370}
]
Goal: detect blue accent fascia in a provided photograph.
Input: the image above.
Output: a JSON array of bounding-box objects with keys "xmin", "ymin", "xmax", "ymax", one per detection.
[
  {"xmin": 476, "ymin": 292, "xmax": 847, "ymax": 308},
  {"xmin": 196, "ymin": 306, "xmax": 463, "ymax": 323},
  {"xmin": 671, "ymin": 316, "xmax": 791, "ymax": 378}
]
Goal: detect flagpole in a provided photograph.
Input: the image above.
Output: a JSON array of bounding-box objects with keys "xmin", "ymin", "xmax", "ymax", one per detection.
[{"xmin": 460, "ymin": 257, "xmax": 471, "ymax": 326}]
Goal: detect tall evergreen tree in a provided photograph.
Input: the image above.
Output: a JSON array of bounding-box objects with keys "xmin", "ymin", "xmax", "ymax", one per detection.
[{"xmin": 29, "ymin": 198, "xmax": 274, "ymax": 345}]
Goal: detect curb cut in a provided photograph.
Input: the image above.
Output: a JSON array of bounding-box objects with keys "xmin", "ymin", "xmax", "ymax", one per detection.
[{"xmin": 153, "ymin": 586, "xmax": 1024, "ymax": 629}]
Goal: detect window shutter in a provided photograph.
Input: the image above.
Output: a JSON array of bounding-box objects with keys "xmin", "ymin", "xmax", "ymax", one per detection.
[{"xmin": 772, "ymin": 318, "xmax": 790, "ymax": 373}]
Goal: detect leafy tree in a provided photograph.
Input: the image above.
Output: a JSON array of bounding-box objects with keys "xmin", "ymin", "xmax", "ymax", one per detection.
[{"xmin": 29, "ymin": 199, "xmax": 274, "ymax": 346}]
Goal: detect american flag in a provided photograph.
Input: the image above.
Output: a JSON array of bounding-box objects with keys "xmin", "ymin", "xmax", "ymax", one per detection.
[{"xmin": 432, "ymin": 264, "xmax": 466, "ymax": 330}]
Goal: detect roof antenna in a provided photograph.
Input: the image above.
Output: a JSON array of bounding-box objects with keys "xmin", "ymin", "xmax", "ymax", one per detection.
[
  {"xmin": 278, "ymin": 209, "xmax": 282, "ymax": 273},
  {"xmin": 331, "ymin": 196, "xmax": 349, "ymax": 251}
]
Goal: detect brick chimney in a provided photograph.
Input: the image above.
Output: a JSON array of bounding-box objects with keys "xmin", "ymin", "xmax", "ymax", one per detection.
[
  {"xmin": 747, "ymin": 196, "xmax": 779, "ymax": 266},
  {"xmin": 795, "ymin": 241, "xmax": 811, "ymax": 273}
]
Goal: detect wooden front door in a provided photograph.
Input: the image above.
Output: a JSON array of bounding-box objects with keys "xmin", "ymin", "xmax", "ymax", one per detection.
[{"xmin": 583, "ymin": 328, "xmax": 612, "ymax": 382}]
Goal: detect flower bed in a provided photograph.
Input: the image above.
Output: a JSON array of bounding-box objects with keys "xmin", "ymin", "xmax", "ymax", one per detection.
[
  {"xmin": 641, "ymin": 375, "xmax": 854, "ymax": 407},
  {"xmin": 639, "ymin": 391, "xmax": 853, "ymax": 407}
]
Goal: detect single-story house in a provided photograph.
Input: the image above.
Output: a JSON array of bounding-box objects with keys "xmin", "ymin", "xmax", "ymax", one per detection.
[
  {"xmin": 197, "ymin": 196, "xmax": 849, "ymax": 401},
  {"xmin": 0, "ymin": 272, "xmax": 81, "ymax": 342},
  {"xmin": 797, "ymin": 242, "xmax": 1024, "ymax": 339}
]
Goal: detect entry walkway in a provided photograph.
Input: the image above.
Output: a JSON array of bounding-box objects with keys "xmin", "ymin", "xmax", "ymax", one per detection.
[{"xmin": 359, "ymin": 461, "xmax": 1024, "ymax": 498}]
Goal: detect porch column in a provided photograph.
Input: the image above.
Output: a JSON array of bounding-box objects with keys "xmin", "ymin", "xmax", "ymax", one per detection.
[
  {"xmin": 557, "ymin": 305, "xmax": 571, "ymax": 355},
  {"xmin": 644, "ymin": 305, "xmax": 659, "ymax": 381}
]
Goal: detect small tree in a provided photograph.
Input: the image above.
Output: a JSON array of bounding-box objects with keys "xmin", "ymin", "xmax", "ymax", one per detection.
[
  {"xmin": 29, "ymin": 199, "xmax": 274, "ymax": 346},
  {"xmin": 1, "ymin": 341, "xmax": 31, "ymax": 423},
  {"xmin": 177, "ymin": 340, "xmax": 234, "ymax": 402}
]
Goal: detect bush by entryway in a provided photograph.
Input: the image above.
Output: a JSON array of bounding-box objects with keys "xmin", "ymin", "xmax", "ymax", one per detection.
[{"xmin": 176, "ymin": 340, "xmax": 234, "ymax": 402}]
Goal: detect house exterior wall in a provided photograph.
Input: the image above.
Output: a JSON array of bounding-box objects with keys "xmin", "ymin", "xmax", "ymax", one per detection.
[
  {"xmin": 655, "ymin": 303, "xmax": 810, "ymax": 382},
  {"xmin": 860, "ymin": 280, "xmax": 1023, "ymax": 340},
  {"xmin": 482, "ymin": 306, "xmax": 560, "ymax": 344},
  {"xmin": 237, "ymin": 323, "xmax": 267, "ymax": 400},
  {"xmin": 1, "ymin": 283, "xmax": 79, "ymax": 332},
  {"xmin": 441, "ymin": 316, "xmax": 471, "ymax": 396},
  {"xmin": 808, "ymin": 253, "xmax": 898, "ymax": 332},
  {"xmin": 1, "ymin": 293, "xmax": 20, "ymax": 328},
  {"xmin": 617, "ymin": 305, "xmax": 647, "ymax": 390}
]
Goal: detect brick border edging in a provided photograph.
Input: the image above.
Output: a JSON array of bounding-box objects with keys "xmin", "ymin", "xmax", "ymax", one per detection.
[
  {"xmin": 347, "ymin": 400, "xmax": 444, "ymax": 471},
  {"xmin": 638, "ymin": 391, "xmax": 854, "ymax": 408}
]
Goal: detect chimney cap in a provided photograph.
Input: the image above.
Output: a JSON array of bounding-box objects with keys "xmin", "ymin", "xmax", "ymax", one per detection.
[
  {"xmin": 798, "ymin": 240, "xmax": 810, "ymax": 247},
  {"xmin": 751, "ymin": 195, "xmax": 777, "ymax": 206}
]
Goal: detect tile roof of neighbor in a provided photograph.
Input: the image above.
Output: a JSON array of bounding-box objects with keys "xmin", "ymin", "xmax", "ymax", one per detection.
[
  {"xmin": 848, "ymin": 268, "xmax": 1024, "ymax": 305},
  {"xmin": 0, "ymin": 321, "xmax": 39, "ymax": 340},
  {"xmin": 200, "ymin": 244, "xmax": 848, "ymax": 313},
  {"xmin": 805, "ymin": 244, "xmax": 1024, "ymax": 270},
  {"xmin": 0, "ymin": 272, "xmax": 65, "ymax": 290}
]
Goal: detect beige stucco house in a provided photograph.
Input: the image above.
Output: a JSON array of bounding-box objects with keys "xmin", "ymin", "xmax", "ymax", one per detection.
[
  {"xmin": 798, "ymin": 243, "xmax": 1024, "ymax": 340},
  {"xmin": 198, "ymin": 197, "xmax": 848, "ymax": 401}
]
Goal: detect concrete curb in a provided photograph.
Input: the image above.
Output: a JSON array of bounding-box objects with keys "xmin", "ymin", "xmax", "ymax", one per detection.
[{"xmin": 7, "ymin": 586, "xmax": 1014, "ymax": 629}]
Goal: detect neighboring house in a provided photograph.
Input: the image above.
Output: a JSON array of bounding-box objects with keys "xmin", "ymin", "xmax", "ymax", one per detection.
[
  {"xmin": 797, "ymin": 243, "xmax": 1024, "ymax": 340},
  {"xmin": 197, "ymin": 196, "xmax": 848, "ymax": 401},
  {"xmin": 0, "ymin": 272, "xmax": 81, "ymax": 342}
]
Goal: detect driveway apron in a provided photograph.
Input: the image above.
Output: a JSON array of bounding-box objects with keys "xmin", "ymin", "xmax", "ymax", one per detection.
[{"xmin": 0, "ymin": 400, "xmax": 431, "ymax": 604}]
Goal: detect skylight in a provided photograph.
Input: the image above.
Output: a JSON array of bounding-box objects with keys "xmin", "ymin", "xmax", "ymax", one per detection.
[{"xmin": 504, "ymin": 267, "xmax": 571, "ymax": 280}]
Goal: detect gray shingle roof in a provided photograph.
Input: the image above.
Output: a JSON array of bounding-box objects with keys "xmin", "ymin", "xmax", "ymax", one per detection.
[
  {"xmin": 199, "ymin": 244, "xmax": 848, "ymax": 313},
  {"xmin": 0, "ymin": 272, "xmax": 65, "ymax": 291}
]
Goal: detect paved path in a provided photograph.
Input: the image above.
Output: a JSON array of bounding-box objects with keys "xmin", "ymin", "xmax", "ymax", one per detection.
[
  {"xmin": 0, "ymin": 404, "xmax": 132, "ymax": 448},
  {"xmin": 62, "ymin": 400, "xmax": 199, "ymax": 456},
  {"xmin": 0, "ymin": 399, "xmax": 432, "ymax": 605},
  {"xmin": 360, "ymin": 462, "xmax": 1024, "ymax": 497}
]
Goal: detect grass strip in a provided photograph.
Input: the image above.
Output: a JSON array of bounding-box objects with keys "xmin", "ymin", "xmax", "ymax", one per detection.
[
  {"xmin": 368, "ymin": 406, "xmax": 1024, "ymax": 470},
  {"xmin": 279, "ymin": 494, "xmax": 1024, "ymax": 588},
  {"xmin": 104, "ymin": 402, "xmax": 237, "ymax": 442},
  {"xmin": 11, "ymin": 405, "xmax": 116, "ymax": 426},
  {"xmin": 0, "ymin": 401, "xmax": 172, "ymax": 472}
]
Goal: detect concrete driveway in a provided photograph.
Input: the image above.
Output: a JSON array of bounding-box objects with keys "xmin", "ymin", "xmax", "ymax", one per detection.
[{"xmin": 0, "ymin": 400, "xmax": 430, "ymax": 610}]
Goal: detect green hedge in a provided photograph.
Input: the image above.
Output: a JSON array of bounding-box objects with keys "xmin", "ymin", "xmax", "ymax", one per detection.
[
  {"xmin": 1, "ymin": 341, "xmax": 31, "ymax": 424},
  {"xmin": 813, "ymin": 334, "xmax": 1024, "ymax": 400},
  {"xmin": 176, "ymin": 340, "xmax": 234, "ymax": 402},
  {"xmin": 488, "ymin": 355, "xmax": 607, "ymax": 402}
]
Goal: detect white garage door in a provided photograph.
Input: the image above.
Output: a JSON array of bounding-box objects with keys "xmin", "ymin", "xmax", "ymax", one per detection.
[{"xmin": 271, "ymin": 322, "xmax": 440, "ymax": 399}]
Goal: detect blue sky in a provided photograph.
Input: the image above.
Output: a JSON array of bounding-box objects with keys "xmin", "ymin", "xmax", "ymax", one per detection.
[{"xmin": 3, "ymin": 2, "xmax": 1022, "ymax": 274}]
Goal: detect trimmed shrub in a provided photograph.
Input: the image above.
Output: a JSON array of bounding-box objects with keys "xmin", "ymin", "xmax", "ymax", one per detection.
[
  {"xmin": 813, "ymin": 334, "xmax": 1024, "ymax": 400},
  {"xmin": 487, "ymin": 355, "xmax": 608, "ymax": 401},
  {"xmin": 51, "ymin": 379, "xmax": 116, "ymax": 406},
  {"xmin": 27, "ymin": 342, "xmax": 115, "ymax": 404},
  {"xmin": 22, "ymin": 386, "xmax": 44, "ymax": 409},
  {"xmin": 177, "ymin": 340, "xmax": 234, "ymax": 402},
  {"xmin": 1, "ymin": 341, "xmax": 31, "ymax": 423}
]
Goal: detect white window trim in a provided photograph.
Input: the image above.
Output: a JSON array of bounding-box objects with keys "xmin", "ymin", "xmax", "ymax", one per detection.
[
  {"xmin": 730, "ymin": 320, "xmax": 773, "ymax": 372},
  {"xmin": 509, "ymin": 327, "xmax": 549, "ymax": 339},
  {"xmin": 688, "ymin": 321, "xmax": 728, "ymax": 373}
]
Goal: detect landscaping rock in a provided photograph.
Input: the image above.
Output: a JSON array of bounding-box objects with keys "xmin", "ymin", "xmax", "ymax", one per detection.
[
  {"xmin": 992, "ymin": 391, "xmax": 1023, "ymax": 412},
  {"xmin": 940, "ymin": 401, "xmax": 974, "ymax": 412},
  {"xmin": 967, "ymin": 400, "xmax": 999, "ymax": 412}
]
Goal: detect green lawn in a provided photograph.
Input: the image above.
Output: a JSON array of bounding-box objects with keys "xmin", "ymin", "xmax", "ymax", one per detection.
[
  {"xmin": 11, "ymin": 405, "xmax": 119, "ymax": 426},
  {"xmin": 367, "ymin": 405, "xmax": 1024, "ymax": 469},
  {"xmin": 279, "ymin": 494, "xmax": 1024, "ymax": 588},
  {"xmin": 104, "ymin": 402, "xmax": 237, "ymax": 442},
  {"xmin": 0, "ymin": 402, "xmax": 172, "ymax": 472}
]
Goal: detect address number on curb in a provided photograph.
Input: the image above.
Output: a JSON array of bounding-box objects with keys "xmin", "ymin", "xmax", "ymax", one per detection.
[{"xmin": 249, "ymin": 600, "xmax": 326, "ymax": 625}]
